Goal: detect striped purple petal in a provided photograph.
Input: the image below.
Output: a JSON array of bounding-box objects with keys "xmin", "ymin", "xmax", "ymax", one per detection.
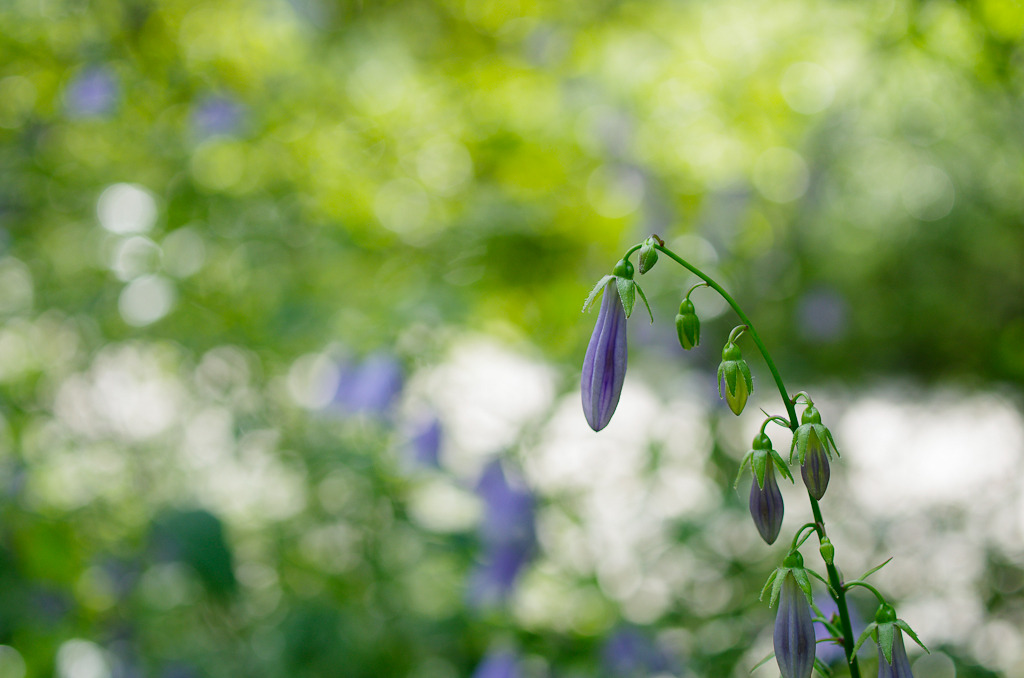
[
  {"xmin": 775, "ymin": 573, "xmax": 816, "ymax": 678},
  {"xmin": 582, "ymin": 282, "xmax": 627, "ymax": 431}
]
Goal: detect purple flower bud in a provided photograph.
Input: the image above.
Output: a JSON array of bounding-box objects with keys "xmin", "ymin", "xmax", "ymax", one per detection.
[
  {"xmin": 878, "ymin": 629, "xmax": 913, "ymax": 678},
  {"xmin": 800, "ymin": 430, "xmax": 830, "ymax": 500},
  {"xmin": 749, "ymin": 458, "xmax": 784, "ymax": 545},
  {"xmin": 775, "ymin": 572, "xmax": 816, "ymax": 678},
  {"xmin": 582, "ymin": 282, "xmax": 627, "ymax": 431}
]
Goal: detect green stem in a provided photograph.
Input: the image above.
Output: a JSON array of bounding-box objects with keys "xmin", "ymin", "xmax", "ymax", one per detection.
[
  {"xmin": 652, "ymin": 242, "xmax": 863, "ymax": 678},
  {"xmin": 845, "ymin": 580, "xmax": 888, "ymax": 606}
]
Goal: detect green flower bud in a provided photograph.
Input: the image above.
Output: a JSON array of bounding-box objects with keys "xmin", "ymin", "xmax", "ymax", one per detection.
[
  {"xmin": 674, "ymin": 299, "xmax": 700, "ymax": 350},
  {"xmin": 638, "ymin": 239, "xmax": 659, "ymax": 274},
  {"xmin": 819, "ymin": 537, "xmax": 834, "ymax": 565},
  {"xmin": 717, "ymin": 342, "xmax": 753, "ymax": 415}
]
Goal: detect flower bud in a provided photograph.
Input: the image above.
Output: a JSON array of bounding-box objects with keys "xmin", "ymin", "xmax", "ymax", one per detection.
[
  {"xmin": 800, "ymin": 429, "xmax": 830, "ymax": 500},
  {"xmin": 581, "ymin": 282, "xmax": 628, "ymax": 431},
  {"xmin": 749, "ymin": 451, "xmax": 784, "ymax": 545},
  {"xmin": 674, "ymin": 299, "xmax": 700, "ymax": 350},
  {"xmin": 774, "ymin": 571, "xmax": 816, "ymax": 678},
  {"xmin": 819, "ymin": 537, "xmax": 834, "ymax": 566},
  {"xmin": 790, "ymin": 403, "xmax": 839, "ymax": 500},
  {"xmin": 638, "ymin": 239, "xmax": 659, "ymax": 274},
  {"xmin": 717, "ymin": 342, "xmax": 753, "ymax": 415},
  {"xmin": 877, "ymin": 628, "xmax": 913, "ymax": 678}
]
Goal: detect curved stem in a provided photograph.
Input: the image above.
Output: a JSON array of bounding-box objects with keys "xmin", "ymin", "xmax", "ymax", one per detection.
[
  {"xmin": 845, "ymin": 580, "xmax": 888, "ymax": 606},
  {"xmin": 653, "ymin": 242, "xmax": 862, "ymax": 678},
  {"xmin": 790, "ymin": 522, "xmax": 819, "ymax": 551}
]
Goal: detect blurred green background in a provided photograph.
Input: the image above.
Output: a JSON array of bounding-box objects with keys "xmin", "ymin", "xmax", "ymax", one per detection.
[{"xmin": 2, "ymin": 0, "xmax": 1024, "ymax": 676}]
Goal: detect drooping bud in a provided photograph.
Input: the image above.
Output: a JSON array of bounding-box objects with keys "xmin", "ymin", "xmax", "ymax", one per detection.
[
  {"xmin": 581, "ymin": 281, "xmax": 628, "ymax": 432},
  {"xmin": 790, "ymin": 403, "xmax": 839, "ymax": 500},
  {"xmin": 774, "ymin": 571, "xmax": 816, "ymax": 678},
  {"xmin": 717, "ymin": 341, "xmax": 753, "ymax": 415},
  {"xmin": 749, "ymin": 452, "xmax": 784, "ymax": 545},
  {"xmin": 877, "ymin": 629, "xmax": 914, "ymax": 678},
  {"xmin": 800, "ymin": 429, "xmax": 830, "ymax": 500},
  {"xmin": 674, "ymin": 299, "xmax": 700, "ymax": 350},
  {"xmin": 637, "ymin": 238, "xmax": 659, "ymax": 274}
]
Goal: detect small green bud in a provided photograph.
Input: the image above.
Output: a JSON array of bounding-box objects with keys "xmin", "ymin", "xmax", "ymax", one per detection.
[
  {"xmin": 674, "ymin": 299, "xmax": 700, "ymax": 350},
  {"xmin": 638, "ymin": 239, "xmax": 659, "ymax": 274},
  {"xmin": 783, "ymin": 551, "xmax": 804, "ymax": 569},
  {"xmin": 612, "ymin": 258, "xmax": 634, "ymax": 279},
  {"xmin": 819, "ymin": 537, "xmax": 834, "ymax": 565},
  {"xmin": 717, "ymin": 342, "xmax": 753, "ymax": 415}
]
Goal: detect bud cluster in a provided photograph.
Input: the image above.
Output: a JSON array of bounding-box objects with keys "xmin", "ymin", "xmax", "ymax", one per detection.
[{"xmin": 579, "ymin": 238, "xmax": 926, "ymax": 678}]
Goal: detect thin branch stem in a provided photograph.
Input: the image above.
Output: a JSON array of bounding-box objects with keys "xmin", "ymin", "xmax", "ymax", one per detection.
[{"xmin": 649, "ymin": 242, "xmax": 863, "ymax": 678}]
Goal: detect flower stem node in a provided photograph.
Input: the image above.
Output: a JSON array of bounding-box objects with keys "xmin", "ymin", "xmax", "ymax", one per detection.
[
  {"xmin": 717, "ymin": 337, "xmax": 753, "ymax": 415},
  {"xmin": 790, "ymin": 403, "xmax": 839, "ymax": 501},
  {"xmin": 638, "ymin": 237, "xmax": 659, "ymax": 274},
  {"xmin": 736, "ymin": 432, "xmax": 793, "ymax": 545},
  {"xmin": 674, "ymin": 299, "xmax": 700, "ymax": 350}
]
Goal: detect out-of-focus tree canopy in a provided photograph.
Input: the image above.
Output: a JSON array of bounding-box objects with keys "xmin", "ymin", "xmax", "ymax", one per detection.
[{"xmin": 1, "ymin": 0, "xmax": 1023, "ymax": 676}]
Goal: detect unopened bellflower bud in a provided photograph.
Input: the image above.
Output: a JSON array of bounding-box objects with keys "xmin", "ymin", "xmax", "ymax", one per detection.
[
  {"xmin": 749, "ymin": 445, "xmax": 785, "ymax": 545},
  {"xmin": 775, "ymin": 570, "xmax": 816, "ymax": 678},
  {"xmin": 581, "ymin": 281, "xmax": 628, "ymax": 431},
  {"xmin": 638, "ymin": 238, "xmax": 659, "ymax": 274},
  {"xmin": 877, "ymin": 628, "xmax": 913, "ymax": 678},
  {"xmin": 790, "ymin": 403, "xmax": 839, "ymax": 501},
  {"xmin": 674, "ymin": 299, "xmax": 700, "ymax": 350},
  {"xmin": 718, "ymin": 340, "xmax": 753, "ymax": 415}
]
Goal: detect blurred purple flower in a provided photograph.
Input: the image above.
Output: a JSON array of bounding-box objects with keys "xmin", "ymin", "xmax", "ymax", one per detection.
[
  {"xmin": 472, "ymin": 651, "xmax": 520, "ymax": 678},
  {"xmin": 405, "ymin": 416, "xmax": 442, "ymax": 468},
  {"xmin": 65, "ymin": 67, "xmax": 118, "ymax": 117},
  {"xmin": 582, "ymin": 282, "xmax": 627, "ymax": 432},
  {"xmin": 191, "ymin": 95, "xmax": 244, "ymax": 137},
  {"xmin": 814, "ymin": 594, "xmax": 863, "ymax": 666},
  {"xmin": 602, "ymin": 626, "xmax": 675, "ymax": 676},
  {"xmin": 332, "ymin": 353, "xmax": 404, "ymax": 416},
  {"xmin": 469, "ymin": 460, "xmax": 536, "ymax": 606},
  {"xmin": 797, "ymin": 287, "xmax": 848, "ymax": 343}
]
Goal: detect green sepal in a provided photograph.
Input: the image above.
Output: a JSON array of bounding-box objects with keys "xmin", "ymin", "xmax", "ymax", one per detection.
[
  {"xmin": 852, "ymin": 622, "xmax": 878, "ymax": 656},
  {"xmin": 760, "ymin": 568, "xmax": 779, "ymax": 602},
  {"xmin": 739, "ymin": 359, "xmax": 753, "ymax": 394},
  {"xmin": 581, "ymin": 275, "xmax": 615, "ymax": 313},
  {"xmin": 751, "ymin": 449, "xmax": 768, "ymax": 489},
  {"xmin": 895, "ymin": 620, "xmax": 929, "ymax": 653},
  {"xmin": 877, "ymin": 622, "xmax": 895, "ymax": 665},
  {"xmin": 792, "ymin": 567, "xmax": 814, "ymax": 603},
  {"xmin": 616, "ymin": 276, "xmax": 636, "ymax": 318},
  {"xmin": 770, "ymin": 447, "xmax": 794, "ymax": 482},
  {"xmin": 768, "ymin": 568, "xmax": 789, "ymax": 607},
  {"xmin": 633, "ymin": 280, "xmax": 654, "ymax": 323},
  {"xmin": 734, "ymin": 451, "xmax": 753, "ymax": 489}
]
